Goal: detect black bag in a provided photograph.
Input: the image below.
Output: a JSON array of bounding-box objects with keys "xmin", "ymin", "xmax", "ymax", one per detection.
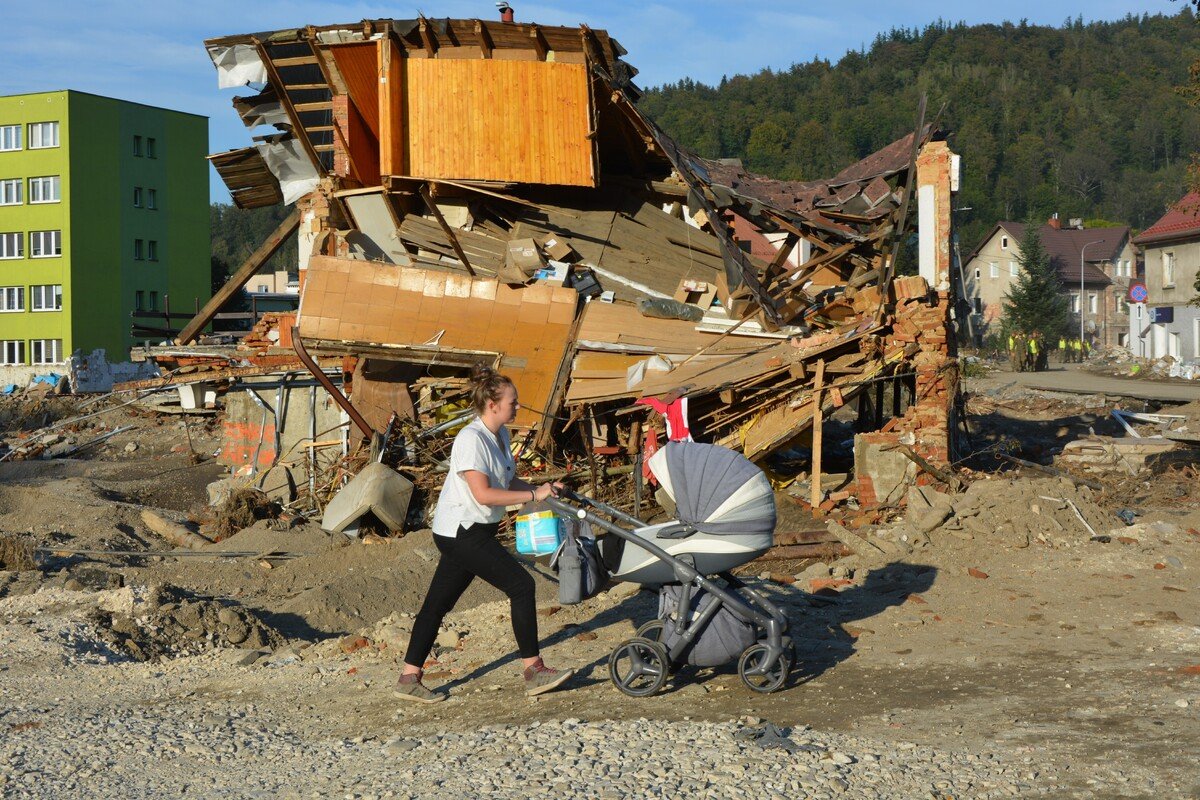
[{"xmin": 550, "ymin": 519, "xmax": 609, "ymax": 604}]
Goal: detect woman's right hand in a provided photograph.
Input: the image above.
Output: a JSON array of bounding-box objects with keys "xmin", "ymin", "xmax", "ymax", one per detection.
[{"xmin": 533, "ymin": 482, "xmax": 564, "ymax": 502}]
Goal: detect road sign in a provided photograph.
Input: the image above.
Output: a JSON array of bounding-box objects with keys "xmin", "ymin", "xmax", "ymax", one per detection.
[{"xmin": 1129, "ymin": 282, "xmax": 1148, "ymax": 303}]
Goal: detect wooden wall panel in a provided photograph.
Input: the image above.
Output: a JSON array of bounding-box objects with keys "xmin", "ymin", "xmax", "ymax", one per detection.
[
  {"xmin": 298, "ymin": 256, "xmax": 577, "ymax": 428},
  {"xmin": 328, "ymin": 43, "xmax": 381, "ymax": 139},
  {"xmin": 400, "ymin": 59, "xmax": 594, "ymax": 187}
]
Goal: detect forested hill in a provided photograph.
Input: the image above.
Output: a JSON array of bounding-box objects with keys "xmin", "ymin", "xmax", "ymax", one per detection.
[{"xmin": 637, "ymin": 10, "xmax": 1200, "ymax": 249}]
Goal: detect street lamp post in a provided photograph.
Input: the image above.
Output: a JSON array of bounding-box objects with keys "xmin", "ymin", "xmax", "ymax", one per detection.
[{"xmin": 1080, "ymin": 239, "xmax": 1105, "ymax": 350}]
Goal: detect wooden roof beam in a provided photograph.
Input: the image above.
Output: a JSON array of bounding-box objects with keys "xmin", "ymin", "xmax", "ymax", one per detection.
[
  {"xmin": 419, "ymin": 17, "xmax": 438, "ymax": 57},
  {"xmin": 252, "ymin": 38, "xmax": 328, "ymax": 177},
  {"xmin": 474, "ymin": 19, "xmax": 493, "ymax": 58},
  {"xmin": 530, "ymin": 25, "xmax": 548, "ymax": 60}
]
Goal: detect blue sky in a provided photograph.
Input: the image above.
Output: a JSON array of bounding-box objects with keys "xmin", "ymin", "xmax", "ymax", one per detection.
[{"xmin": 0, "ymin": 1, "xmax": 1184, "ymax": 201}]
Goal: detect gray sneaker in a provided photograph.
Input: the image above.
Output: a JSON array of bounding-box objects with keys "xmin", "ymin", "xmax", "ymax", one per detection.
[
  {"xmin": 393, "ymin": 677, "xmax": 444, "ymax": 704},
  {"xmin": 524, "ymin": 662, "xmax": 574, "ymax": 697}
]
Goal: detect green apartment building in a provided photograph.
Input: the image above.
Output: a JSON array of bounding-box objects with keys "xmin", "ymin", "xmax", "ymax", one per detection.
[{"xmin": 0, "ymin": 91, "xmax": 209, "ymax": 367}]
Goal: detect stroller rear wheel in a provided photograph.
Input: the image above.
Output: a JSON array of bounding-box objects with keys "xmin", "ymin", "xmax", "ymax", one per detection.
[
  {"xmin": 738, "ymin": 641, "xmax": 792, "ymax": 693},
  {"xmin": 635, "ymin": 619, "xmax": 665, "ymax": 642},
  {"xmin": 609, "ymin": 637, "xmax": 670, "ymax": 697}
]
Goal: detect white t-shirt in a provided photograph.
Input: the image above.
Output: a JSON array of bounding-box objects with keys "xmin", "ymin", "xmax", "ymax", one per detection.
[{"xmin": 430, "ymin": 418, "xmax": 516, "ymax": 538}]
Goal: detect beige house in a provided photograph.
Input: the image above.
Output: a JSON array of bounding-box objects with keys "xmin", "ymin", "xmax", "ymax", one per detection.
[
  {"xmin": 1129, "ymin": 192, "xmax": 1200, "ymax": 361},
  {"xmin": 964, "ymin": 217, "xmax": 1136, "ymax": 348}
]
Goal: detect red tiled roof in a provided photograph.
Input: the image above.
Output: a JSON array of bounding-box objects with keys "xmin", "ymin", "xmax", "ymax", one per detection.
[{"xmin": 1133, "ymin": 192, "xmax": 1200, "ymax": 245}]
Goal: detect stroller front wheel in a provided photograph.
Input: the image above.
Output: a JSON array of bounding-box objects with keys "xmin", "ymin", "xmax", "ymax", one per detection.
[
  {"xmin": 609, "ymin": 637, "xmax": 670, "ymax": 697},
  {"xmin": 738, "ymin": 641, "xmax": 792, "ymax": 693}
]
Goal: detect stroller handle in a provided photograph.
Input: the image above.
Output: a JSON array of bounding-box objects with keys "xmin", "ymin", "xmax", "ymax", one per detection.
[{"xmin": 550, "ymin": 485, "xmax": 647, "ymax": 528}]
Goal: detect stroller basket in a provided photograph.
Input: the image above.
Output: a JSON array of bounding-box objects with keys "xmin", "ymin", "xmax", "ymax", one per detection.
[{"xmin": 544, "ymin": 441, "xmax": 793, "ymax": 696}]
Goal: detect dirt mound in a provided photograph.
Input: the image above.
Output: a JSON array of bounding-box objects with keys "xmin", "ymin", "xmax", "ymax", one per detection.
[
  {"xmin": 89, "ymin": 582, "xmax": 283, "ymax": 661},
  {"xmin": 938, "ymin": 476, "xmax": 1114, "ymax": 548},
  {"xmin": 210, "ymin": 489, "xmax": 281, "ymax": 541},
  {"xmin": 0, "ymin": 534, "xmax": 36, "ymax": 570}
]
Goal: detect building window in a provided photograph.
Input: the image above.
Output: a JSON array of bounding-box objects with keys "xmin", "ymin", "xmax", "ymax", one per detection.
[
  {"xmin": 1001, "ymin": 235, "xmax": 1009, "ymax": 250},
  {"xmin": 989, "ymin": 262, "xmax": 998, "ymax": 279},
  {"xmin": 147, "ymin": 188, "xmax": 157, "ymax": 210},
  {"xmin": 30, "ymin": 230, "xmax": 61, "ymax": 258},
  {"xmin": 147, "ymin": 138, "xmax": 157, "ymax": 158},
  {"xmin": 972, "ymin": 297, "xmax": 982, "ymax": 314},
  {"xmin": 133, "ymin": 187, "xmax": 143, "ymax": 208},
  {"xmin": 256, "ymin": 284, "xmax": 269, "ymax": 293},
  {"xmin": 0, "ymin": 340, "xmax": 24, "ymax": 365},
  {"xmin": 1009, "ymin": 261, "xmax": 1018, "ymax": 276},
  {"xmin": 28, "ymin": 176, "xmax": 60, "ymax": 203},
  {"xmin": 30, "ymin": 338, "xmax": 62, "ymax": 365},
  {"xmin": 28, "ymin": 122, "xmax": 59, "ymax": 149},
  {"xmin": 0, "ymin": 125, "xmax": 20, "ymax": 151},
  {"xmin": 147, "ymin": 241, "xmax": 158, "ymax": 261},
  {"xmin": 0, "ymin": 232, "xmax": 21, "ymax": 259},
  {"xmin": 0, "ymin": 286, "xmax": 24, "ymax": 312},
  {"xmin": 973, "ymin": 267, "xmax": 981, "ymax": 280},
  {"xmin": 149, "ymin": 291, "xmax": 158, "ymax": 310},
  {"xmin": 30, "ymin": 284, "xmax": 62, "ymax": 312},
  {"xmin": 1070, "ymin": 292, "xmax": 1080, "ymax": 313},
  {"xmin": 0, "ymin": 178, "xmax": 21, "ymax": 205},
  {"xmin": 134, "ymin": 290, "xmax": 144, "ymax": 311},
  {"xmin": 133, "ymin": 135, "xmax": 142, "ymax": 156},
  {"xmin": 1124, "ymin": 259, "xmax": 1132, "ymax": 277},
  {"xmin": 134, "ymin": 239, "xmax": 143, "ymax": 260},
  {"xmin": 1163, "ymin": 252, "xmax": 1176, "ymax": 287},
  {"xmin": 1088, "ymin": 293, "xmax": 1098, "ymax": 314},
  {"xmin": 1116, "ymin": 297, "xmax": 1128, "ymax": 315}
]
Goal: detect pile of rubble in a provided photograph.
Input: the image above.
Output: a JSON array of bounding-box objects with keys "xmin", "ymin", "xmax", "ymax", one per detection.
[{"xmin": 1086, "ymin": 346, "xmax": 1200, "ymax": 382}]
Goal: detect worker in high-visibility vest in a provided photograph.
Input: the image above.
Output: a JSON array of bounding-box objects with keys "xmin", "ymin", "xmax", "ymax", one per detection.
[
  {"xmin": 1058, "ymin": 337, "xmax": 1067, "ymax": 363},
  {"xmin": 1071, "ymin": 338, "xmax": 1082, "ymax": 363},
  {"xmin": 1009, "ymin": 332, "xmax": 1023, "ymax": 372},
  {"xmin": 1027, "ymin": 334, "xmax": 1040, "ymax": 372}
]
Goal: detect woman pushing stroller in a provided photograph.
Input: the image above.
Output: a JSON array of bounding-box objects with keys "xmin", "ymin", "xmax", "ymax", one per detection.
[{"xmin": 395, "ymin": 364, "xmax": 573, "ymax": 703}]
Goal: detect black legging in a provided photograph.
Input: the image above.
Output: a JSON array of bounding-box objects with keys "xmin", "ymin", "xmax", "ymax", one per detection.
[{"xmin": 404, "ymin": 522, "xmax": 539, "ymax": 667}]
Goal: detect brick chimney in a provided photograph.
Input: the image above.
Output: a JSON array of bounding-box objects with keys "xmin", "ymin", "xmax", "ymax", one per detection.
[
  {"xmin": 1047, "ymin": 213, "xmax": 1061, "ymax": 230},
  {"xmin": 497, "ymin": 2, "xmax": 514, "ymax": 22}
]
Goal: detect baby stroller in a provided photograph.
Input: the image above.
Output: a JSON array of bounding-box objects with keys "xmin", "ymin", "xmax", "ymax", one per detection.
[{"xmin": 545, "ymin": 441, "xmax": 792, "ymax": 697}]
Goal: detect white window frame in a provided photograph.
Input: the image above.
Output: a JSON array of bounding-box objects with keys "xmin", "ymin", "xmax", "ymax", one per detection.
[
  {"xmin": 134, "ymin": 239, "xmax": 144, "ymax": 260},
  {"xmin": 0, "ymin": 340, "xmax": 24, "ymax": 365},
  {"xmin": 1116, "ymin": 296, "xmax": 1127, "ymax": 315},
  {"xmin": 133, "ymin": 187, "xmax": 143, "ymax": 208},
  {"xmin": 28, "ymin": 122, "xmax": 59, "ymax": 149},
  {"xmin": 0, "ymin": 178, "xmax": 21, "ymax": 206},
  {"xmin": 1001, "ymin": 235, "xmax": 1009, "ymax": 250},
  {"xmin": 30, "ymin": 284, "xmax": 61, "ymax": 312},
  {"xmin": 1070, "ymin": 292, "xmax": 1081, "ymax": 313},
  {"xmin": 148, "ymin": 240, "xmax": 158, "ymax": 261},
  {"xmin": 0, "ymin": 125, "xmax": 20, "ymax": 152},
  {"xmin": 147, "ymin": 188, "xmax": 157, "ymax": 210},
  {"xmin": 28, "ymin": 176, "xmax": 59, "ymax": 204},
  {"xmin": 989, "ymin": 262, "xmax": 998, "ymax": 279},
  {"xmin": 1163, "ymin": 251, "xmax": 1176, "ymax": 288},
  {"xmin": 0, "ymin": 232, "xmax": 21, "ymax": 259},
  {"xmin": 1088, "ymin": 292, "xmax": 1098, "ymax": 314},
  {"xmin": 29, "ymin": 338, "xmax": 62, "ymax": 365},
  {"xmin": 0, "ymin": 286, "xmax": 24, "ymax": 312},
  {"xmin": 30, "ymin": 230, "xmax": 61, "ymax": 258},
  {"xmin": 1009, "ymin": 261, "xmax": 1018, "ymax": 277},
  {"xmin": 973, "ymin": 267, "xmax": 980, "ymax": 280}
]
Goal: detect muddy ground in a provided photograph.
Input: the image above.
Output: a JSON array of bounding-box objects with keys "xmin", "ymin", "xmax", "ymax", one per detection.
[{"xmin": 1, "ymin": 378, "xmax": 1198, "ymax": 797}]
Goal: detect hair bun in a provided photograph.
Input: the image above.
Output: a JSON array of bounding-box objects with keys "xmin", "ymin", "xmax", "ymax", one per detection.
[{"xmin": 469, "ymin": 363, "xmax": 497, "ymax": 386}]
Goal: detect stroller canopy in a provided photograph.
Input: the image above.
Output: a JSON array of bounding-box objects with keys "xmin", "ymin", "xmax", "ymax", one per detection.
[{"xmin": 648, "ymin": 442, "xmax": 776, "ymax": 538}]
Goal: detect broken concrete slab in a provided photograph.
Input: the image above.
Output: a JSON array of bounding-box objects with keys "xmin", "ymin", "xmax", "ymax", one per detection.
[{"xmin": 321, "ymin": 462, "xmax": 414, "ymax": 536}]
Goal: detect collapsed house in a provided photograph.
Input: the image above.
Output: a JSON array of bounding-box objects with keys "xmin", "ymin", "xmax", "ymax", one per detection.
[{"xmin": 128, "ymin": 13, "xmax": 963, "ymax": 523}]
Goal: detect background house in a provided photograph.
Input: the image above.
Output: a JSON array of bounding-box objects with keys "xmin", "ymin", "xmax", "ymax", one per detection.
[
  {"xmin": 964, "ymin": 216, "xmax": 1135, "ymax": 348},
  {"xmin": 0, "ymin": 90, "xmax": 208, "ymax": 373},
  {"xmin": 1130, "ymin": 192, "xmax": 1200, "ymax": 361}
]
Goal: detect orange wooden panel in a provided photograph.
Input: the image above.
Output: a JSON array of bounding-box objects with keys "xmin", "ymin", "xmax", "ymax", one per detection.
[
  {"xmin": 328, "ymin": 42, "xmax": 381, "ymax": 139},
  {"xmin": 398, "ymin": 59, "xmax": 595, "ymax": 186}
]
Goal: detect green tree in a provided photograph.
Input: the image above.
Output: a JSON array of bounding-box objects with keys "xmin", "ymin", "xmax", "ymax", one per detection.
[{"xmin": 1003, "ymin": 222, "xmax": 1070, "ymax": 337}]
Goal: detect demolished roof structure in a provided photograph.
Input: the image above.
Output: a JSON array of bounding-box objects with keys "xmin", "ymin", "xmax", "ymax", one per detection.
[{"xmin": 147, "ymin": 13, "xmax": 961, "ymax": 519}]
